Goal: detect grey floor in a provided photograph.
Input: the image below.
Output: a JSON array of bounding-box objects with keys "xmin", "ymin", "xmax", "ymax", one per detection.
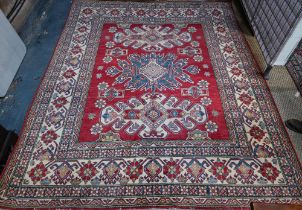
[
  {"xmin": 0, "ymin": 0, "xmax": 72, "ymax": 132},
  {"xmin": 243, "ymin": 33, "xmax": 302, "ymax": 160},
  {"xmin": 268, "ymin": 67, "xmax": 302, "ymax": 160},
  {"xmin": 0, "ymin": 1, "xmax": 302, "ymax": 161}
]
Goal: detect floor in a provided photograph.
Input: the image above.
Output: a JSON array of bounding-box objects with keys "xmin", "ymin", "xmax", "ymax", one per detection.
[
  {"xmin": 0, "ymin": 0, "xmax": 72, "ymax": 133},
  {"xmin": 0, "ymin": 0, "xmax": 302, "ymax": 161},
  {"xmin": 287, "ymin": 40, "xmax": 302, "ymax": 95}
]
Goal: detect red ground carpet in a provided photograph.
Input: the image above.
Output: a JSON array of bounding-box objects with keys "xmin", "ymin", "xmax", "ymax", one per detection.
[{"xmin": 0, "ymin": 1, "xmax": 302, "ymax": 209}]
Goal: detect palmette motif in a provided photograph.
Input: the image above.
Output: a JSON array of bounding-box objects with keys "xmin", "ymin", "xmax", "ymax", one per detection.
[{"xmin": 0, "ymin": 1, "xmax": 302, "ymax": 209}]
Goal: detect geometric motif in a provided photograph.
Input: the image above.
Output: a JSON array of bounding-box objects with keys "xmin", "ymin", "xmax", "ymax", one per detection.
[
  {"xmin": 107, "ymin": 53, "xmax": 200, "ymax": 92},
  {"xmin": 98, "ymin": 87, "xmax": 125, "ymax": 101},
  {"xmin": 80, "ymin": 21, "xmax": 229, "ymax": 142},
  {"xmin": 178, "ymin": 46, "xmax": 202, "ymax": 57},
  {"xmin": 105, "ymin": 47, "xmax": 128, "ymax": 57},
  {"xmin": 101, "ymin": 93, "xmax": 208, "ymax": 139},
  {"xmin": 78, "ymin": 21, "xmax": 229, "ymax": 143},
  {"xmin": 181, "ymin": 85, "xmax": 209, "ymax": 99},
  {"xmin": 114, "ymin": 24, "xmax": 192, "ymax": 52}
]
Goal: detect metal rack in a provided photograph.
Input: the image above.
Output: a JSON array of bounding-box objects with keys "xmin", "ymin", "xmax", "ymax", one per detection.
[{"xmin": 241, "ymin": 0, "xmax": 302, "ymax": 78}]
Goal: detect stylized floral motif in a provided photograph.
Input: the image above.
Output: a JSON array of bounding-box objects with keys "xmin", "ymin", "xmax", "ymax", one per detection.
[
  {"xmin": 239, "ymin": 93, "xmax": 253, "ymax": 106},
  {"xmin": 96, "ymin": 73, "xmax": 102, "ymax": 79},
  {"xmin": 234, "ymin": 79, "xmax": 250, "ymax": 91},
  {"xmin": 223, "ymin": 45, "xmax": 234, "ymax": 54},
  {"xmin": 52, "ymin": 96, "xmax": 68, "ymax": 109},
  {"xmin": 41, "ymin": 130, "xmax": 59, "ymax": 144},
  {"xmin": 244, "ymin": 109, "xmax": 260, "ymax": 124},
  {"xmin": 210, "ymin": 160, "xmax": 230, "ymax": 181},
  {"xmin": 103, "ymin": 56, "xmax": 112, "ymax": 63},
  {"xmin": 197, "ymin": 80, "xmax": 209, "ymax": 88},
  {"xmin": 259, "ymin": 162, "xmax": 280, "ymax": 182},
  {"xmin": 249, "ymin": 125, "xmax": 265, "ymax": 141},
  {"xmin": 63, "ymin": 69, "xmax": 77, "ymax": 79},
  {"xmin": 110, "ymin": 9, "xmax": 120, "ymax": 16},
  {"xmin": 56, "ymin": 81, "xmax": 73, "ymax": 94},
  {"xmin": 105, "ymin": 41, "xmax": 115, "ymax": 48},
  {"xmin": 191, "ymin": 41, "xmax": 199, "ymax": 47},
  {"xmin": 211, "ymin": 9, "xmax": 222, "ymax": 17},
  {"xmin": 136, "ymin": 9, "xmax": 145, "ymax": 16},
  {"xmin": 108, "ymin": 26, "xmax": 117, "ymax": 33},
  {"xmin": 78, "ymin": 161, "xmax": 97, "ymax": 183},
  {"xmin": 33, "ymin": 148, "xmax": 54, "ymax": 161},
  {"xmin": 82, "ymin": 8, "xmax": 92, "ymax": 15},
  {"xmin": 71, "ymin": 45, "xmax": 82, "ymax": 55},
  {"xmin": 205, "ymin": 121, "xmax": 218, "ymax": 133},
  {"xmin": 193, "ymin": 55, "xmax": 203, "ymax": 62},
  {"xmin": 97, "ymin": 82, "xmax": 109, "ymax": 90},
  {"xmin": 188, "ymin": 26, "xmax": 196, "ymax": 33},
  {"xmin": 46, "ymin": 112, "xmax": 64, "ymax": 128},
  {"xmin": 163, "ymin": 159, "xmax": 182, "ymax": 181},
  {"xmin": 253, "ymin": 145, "xmax": 274, "ymax": 158},
  {"xmin": 90, "ymin": 123, "xmax": 103, "ymax": 135},
  {"xmin": 28, "ymin": 163, "xmax": 48, "ymax": 184},
  {"xmin": 125, "ymin": 160, "xmax": 143, "ymax": 182},
  {"xmin": 200, "ymin": 97, "xmax": 212, "ymax": 106},
  {"xmin": 78, "ymin": 26, "xmax": 88, "ymax": 33},
  {"xmin": 216, "ymin": 26, "xmax": 226, "ymax": 33},
  {"xmin": 95, "ymin": 99, "xmax": 106, "ymax": 108},
  {"xmin": 66, "ymin": 55, "xmax": 80, "ymax": 67},
  {"xmin": 88, "ymin": 113, "xmax": 96, "ymax": 120}
]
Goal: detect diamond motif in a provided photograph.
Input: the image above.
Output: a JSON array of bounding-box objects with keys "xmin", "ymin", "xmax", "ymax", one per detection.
[
  {"xmin": 140, "ymin": 59, "xmax": 167, "ymax": 83},
  {"xmin": 141, "ymin": 101, "xmax": 168, "ymax": 129},
  {"xmin": 145, "ymin": 33, "xmax": 161, "ymax": 42}
]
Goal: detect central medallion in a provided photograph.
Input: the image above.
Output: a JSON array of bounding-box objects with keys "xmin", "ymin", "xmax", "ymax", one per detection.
[
  {"xmin": 140, "ymin": 59, "xmax": 167, "ymax": 83},
  {"xmin": 106, "ymin": 53, "xmax": 200, "ymax": 92}
]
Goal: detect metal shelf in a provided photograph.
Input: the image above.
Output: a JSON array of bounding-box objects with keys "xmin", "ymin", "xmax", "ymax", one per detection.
[{"xmin": 241, "ymin": 0, "xmax": 302, "ymax": 65}]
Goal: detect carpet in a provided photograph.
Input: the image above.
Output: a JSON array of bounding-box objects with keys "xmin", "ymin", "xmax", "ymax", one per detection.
[
  {"xmin": 286, "ymin": 39, "xmax": 302, "ymax": 95},
  {"xmin": 0, "ymin": 1, "xmax": 302, "ymax": 209}
]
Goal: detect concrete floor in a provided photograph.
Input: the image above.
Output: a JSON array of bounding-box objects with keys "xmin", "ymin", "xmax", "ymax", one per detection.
[
  {"xmin": 0, "ymin": 0, "xmax": 72, "ymax": 132},
  {"xmin": 0, "ymin": 1, "xmax": 301, "ymax": 161}
]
